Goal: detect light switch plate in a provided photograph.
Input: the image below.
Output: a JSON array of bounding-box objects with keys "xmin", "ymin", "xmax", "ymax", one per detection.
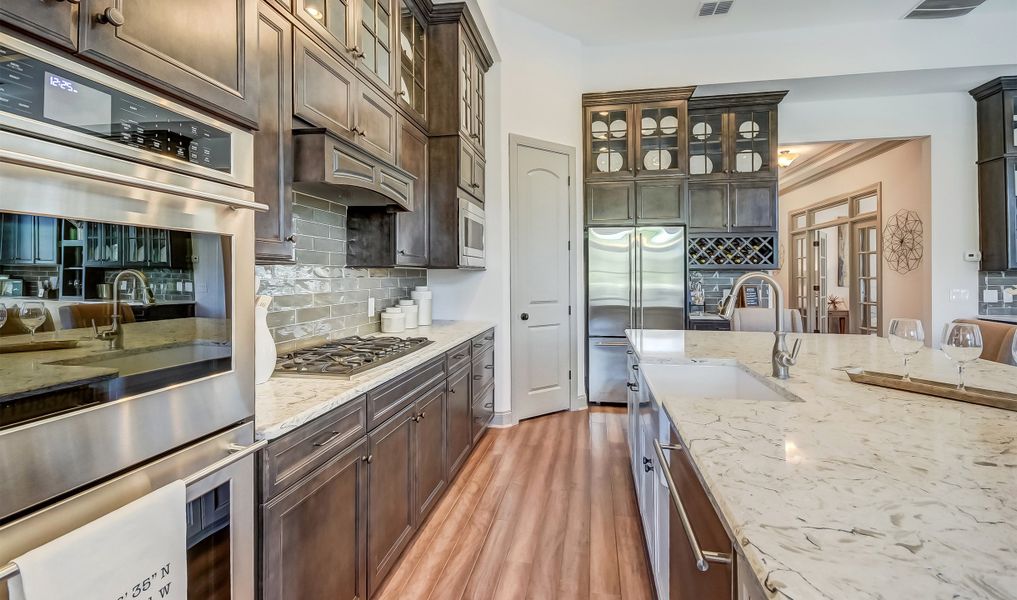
[{"xmin": 983, "ymin": 289, "xmax": 1000, "ymax": 303}]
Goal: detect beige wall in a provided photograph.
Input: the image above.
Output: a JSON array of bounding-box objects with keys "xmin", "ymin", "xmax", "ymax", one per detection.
[{"xmin": 775, "ymin": 138, "xmax": 933, "ymax": 338}]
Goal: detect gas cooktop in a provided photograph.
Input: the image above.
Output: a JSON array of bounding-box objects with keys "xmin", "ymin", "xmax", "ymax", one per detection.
[{"xmin": 275, "ymin": 335, "xmax": 433, "ymax": 379}]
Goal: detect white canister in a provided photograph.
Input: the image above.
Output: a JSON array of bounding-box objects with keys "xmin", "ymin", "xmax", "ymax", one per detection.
[
  {"xmin": 398, "ymin": 299, "xmax": 419, "ymax": 328},
  {"xmin": 381, "ymin": 307, "xmax": 405, "ymax": 333},
  {"xmin": 410, "ymin": 286, "xmax": 432, "ymax": 326}
]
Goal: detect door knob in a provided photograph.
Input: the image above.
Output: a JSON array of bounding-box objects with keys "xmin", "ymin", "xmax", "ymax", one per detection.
[
  {"xmin": 520, "ymin": 313, "xmax": 529, "ymax": 321},
  {"xmin": 97, "ymin": 7, "xmax": 125, "ymax": 27}
]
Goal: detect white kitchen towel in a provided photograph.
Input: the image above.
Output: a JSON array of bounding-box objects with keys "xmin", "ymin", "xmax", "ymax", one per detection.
[{"xmin": 9, "ymin": 481, "xmax": 188, "ymax": 600}]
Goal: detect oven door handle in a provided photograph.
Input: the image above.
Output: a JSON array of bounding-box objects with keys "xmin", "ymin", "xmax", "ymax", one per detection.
[
  {"xmin": 182, "ymin": 440, "xmax": 267, "ymax": 487},
  {"xmin": 0, "ymin": 148, "xmax": 269, "ymax": 212}
]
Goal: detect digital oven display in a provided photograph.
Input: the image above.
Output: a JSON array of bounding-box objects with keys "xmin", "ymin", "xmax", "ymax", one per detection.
[
  {"xmin": 0, "ymin": 44, "xmax": 232, "ymax": 173},
  {"xmin": 43, "ymin": 71, "xmax": 113, "ymax": 136}
]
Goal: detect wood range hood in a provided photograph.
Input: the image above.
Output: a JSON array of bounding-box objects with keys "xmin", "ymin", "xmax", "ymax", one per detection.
[{"xmin": 292, "ymin": 129, "xmax": 416, "ymax": 212}]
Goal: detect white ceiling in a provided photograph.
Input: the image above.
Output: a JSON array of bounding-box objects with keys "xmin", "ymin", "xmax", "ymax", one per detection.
[{"xmin": 497, "ymin": 0, "xmax": 1017, "ymax": 46}]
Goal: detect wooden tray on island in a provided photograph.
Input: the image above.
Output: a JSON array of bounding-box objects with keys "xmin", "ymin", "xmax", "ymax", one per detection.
[
  {"xmin": 0, "ymin": 339, "xmax": 80, "ymax": 354},
  {"xmin": 847, "ymin": 369, "xmax": 1017, "ymax": 413}
]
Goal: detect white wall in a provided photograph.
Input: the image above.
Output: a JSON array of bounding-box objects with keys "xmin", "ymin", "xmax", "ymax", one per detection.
[
  {"xmin": 427, "ymin": 5, "xmax": 583, "ymax": 419},
  {"xmin": 776, "ymin": 139, "xmax": 935, "ymax": 338}
]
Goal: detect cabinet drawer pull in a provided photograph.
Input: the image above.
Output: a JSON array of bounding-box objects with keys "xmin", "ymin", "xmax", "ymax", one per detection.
[
  {"xmin": 312, "ymin": 430, "xmax": 342, "ymax": 447},
  {"xmin": 452, "ymin": 353, "xmax": 466, "ymax": 359},
  {"xmin": 58, "ymin": 0, "xmax": 82, "ymax": 4},
  {"xmin": 484, "ymin": 334, "xmax": 494, "ymax": 341},
  {"xmin": 363, "ymin": 454, "xmax": 374, "ymax": 463},
  {"xmin": 473, "ymin": 374, "xmax": 482, "ymax": 380},
  {"xmin": 484, "ymin": 402, "xmax": 493, "ymax": 409},
  {"xmin": 473, "ymin": 343, "xmax": 483, "ymax": 348},
  {"xmin": 652, "ymin": 439, "xmax": 732, "ymax": 572},
  {"xmin": 626, "ymin": 382, "xmax": 638, "ymax": 391},
  {"xmin": 484, "ymin": 365, "xmax": 494, "ymax": 370},
  {"xmin": 97, "ymin": 7, "xmax": 125, "ymax": 27}
]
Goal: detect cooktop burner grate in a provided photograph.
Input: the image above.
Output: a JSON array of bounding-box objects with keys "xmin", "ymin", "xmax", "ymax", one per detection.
[{"xmin": 275, "ymin": 335, "xmax": 433, "ymax": 379}]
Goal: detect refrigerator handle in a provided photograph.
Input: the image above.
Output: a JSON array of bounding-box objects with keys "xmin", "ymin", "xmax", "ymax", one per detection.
[
  {"xmin": 629, "ymin": 234, "xmax": 635, "ymax": 331},
  {"xmin": 638, "ymin": 232, "xmax": 645, "ymax": 331}
]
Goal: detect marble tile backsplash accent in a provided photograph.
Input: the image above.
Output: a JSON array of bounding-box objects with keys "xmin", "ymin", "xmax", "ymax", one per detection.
[
  {"xmin": 979, "ymin": 270, "xmax": 1017, "ymax": 316},
  {"xmin": 691, "ymin": 269, "xmax": 771, "ymax": 313},
  {"xmin": 256, "ymin": 193, "xmax": 426, "ymax": 350}
]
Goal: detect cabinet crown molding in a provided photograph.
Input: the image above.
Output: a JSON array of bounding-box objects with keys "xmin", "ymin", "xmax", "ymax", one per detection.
[
  {"xmin": 428, "ymin": 2, "xmax": 494, "ymax": 69},
  {"xmin": 582, "ymin": 86, "xmax": 697, "ymax": 106},
  {"xmin": 688, "ymin": 90, "xmax": 789, "ymax": 110},
  {"xmin": 969, "ymin": 76, "xmax": 1017, "ymax": 101}
]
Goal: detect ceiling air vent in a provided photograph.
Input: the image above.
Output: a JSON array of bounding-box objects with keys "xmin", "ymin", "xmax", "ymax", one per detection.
[
  {"xmin": 905, "ymin": 0, "xmax": 986, "ymax": 19},
  {"xmin": 698, "ymin": 1, "xmax": 734, "ymax": 17}
]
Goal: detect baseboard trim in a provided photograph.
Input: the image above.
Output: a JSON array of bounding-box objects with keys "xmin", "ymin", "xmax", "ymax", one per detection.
[
  {"xmin": 489, "ymin": 411, "xmax": 516, "ymax": 428},
  {"xmin": 572, "ymin": 393, "xmax": 589, "ymax": 411}
]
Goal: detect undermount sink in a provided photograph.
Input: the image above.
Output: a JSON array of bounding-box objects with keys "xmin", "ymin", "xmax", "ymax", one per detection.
[
  {"xmin": 642, "ymin": 363, "xmax": 799, "ymax": 402},
  {"xmin": 52, "ymin": 343, "xmax": 231, "ymax": 376}
]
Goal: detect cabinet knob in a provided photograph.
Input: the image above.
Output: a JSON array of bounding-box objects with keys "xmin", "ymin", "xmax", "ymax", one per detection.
[
  {"xmin": 644, "ymin": 463, "xmax": 654, "ymax": 472},
  {"xmin": 419, "ymin": 410, "xmax": 426, "ymax": 420},
  {"xmin": 473, "ymin": 374, "xmax": 482, "ymax": 381},
  {"xmin": 97, "ymin": 7, "xmax": 125, "ymax": 27},
  {"xmin": 285, "ymin": 234, "xmax": 296, "ymax": 243},
  {"xmin": 352, "ymin": 46, "xmax": 365, "ymax": 59},
  {"xmin": 363, "ymin": 454, "xmax": 374, "ymax": 463},
  {"xmin": 520, "ymin": 313, "xmax": 529, "ymax": 321}
]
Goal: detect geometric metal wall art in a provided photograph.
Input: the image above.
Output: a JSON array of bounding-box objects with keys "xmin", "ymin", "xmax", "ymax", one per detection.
[{"xmin": 882, "ymin": 209, "xmax": 924, "ymax": 274}]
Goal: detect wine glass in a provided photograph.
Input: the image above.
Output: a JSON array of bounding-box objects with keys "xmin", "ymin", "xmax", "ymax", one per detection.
[
  {"xmin": 887, "ymin": 318, "xmax": 925, "ymax": 382},
  {"xmin": 0, "ymin": 304, "xmax": 7, "ymax": 330},
  {"xmin": 941, "ymin": 322, "xmax": 983, "ymax": 391},
  {"xmin": 19, "ymin": 301, "xmax": 46, "ymax": 342}
]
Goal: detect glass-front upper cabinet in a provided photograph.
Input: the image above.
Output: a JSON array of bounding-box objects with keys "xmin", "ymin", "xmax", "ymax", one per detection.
[
  {"xmin": 688, "ymin": 108, "xmax": 725, "ymax": 177},
  {"xmin": 586, "ymin": 105, "xmax": 633, "ymax": 179},
  {"xmin": 84, "ymin": 222, "xmax": 122, "ymax": 266},
  {"xmin": 357, "ymin": 0, "xmax": 394, "ymax": 88},
  {"xmin": 1010, "ymin": 92, "xmax": 1017, "ymax": 153},
  {"xmin": 297, "ymin": 0, "xmax": 353, "ymax": 57},
  {"xmin": 398, "ymin": 2, "xmax": 426, "ymax": 122},
  {"xmin": 731, "ymin": 108, "xmax": 773, "ymax": 175},
  {"xmin": 635, "ymin": 101, "xmax": 686, "ymax": 176},
  {"xmin": 687, "ymin": 100, "xmax": 780, "ymax": 179}
]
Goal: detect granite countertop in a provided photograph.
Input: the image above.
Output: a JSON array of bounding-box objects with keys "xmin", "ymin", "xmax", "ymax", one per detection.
[
  {"xmin": 0, "ymin": 318, "xmax": 229, "ymax": 400},
  {"xmin": 255, "ymin": 320, "xmax": 495, "ymax": 440},
  {"xmin": 627, "ymin": 329, "xmax": 1017, "ymax": 600}
]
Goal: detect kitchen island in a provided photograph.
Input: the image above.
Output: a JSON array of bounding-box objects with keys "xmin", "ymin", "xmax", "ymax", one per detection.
[{"xmin": 628, "ymin": 329, "xmax": 1017, "ymax": 599}]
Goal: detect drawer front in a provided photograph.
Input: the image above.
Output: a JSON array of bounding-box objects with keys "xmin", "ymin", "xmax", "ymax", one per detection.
[
  {"xmin": 262, "ymin": 396, "xmax": 367, "ymax": 499},
  {"xmin": 471, "ymin": 346, "xmax": 495, "ymax": 400},
  {"xmin": 446, "ymin": 341, "xmax": 472, "ymax": 374},
  {"xmin": 470, "ymin": 328, "xmax": 495, "ymax": 355},
  {"xmin": 471, "ymin": 383, "xmax": 494, "ymax": 443},
  {"xmin": 367, "ymin": 356, "xmax": 446, "ymax": 429}
]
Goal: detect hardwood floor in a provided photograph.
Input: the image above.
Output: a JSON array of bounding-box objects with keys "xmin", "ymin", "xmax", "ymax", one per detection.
[{"xmin": 376, "ymin": 407, "xmax": 655, "ymax": 600}]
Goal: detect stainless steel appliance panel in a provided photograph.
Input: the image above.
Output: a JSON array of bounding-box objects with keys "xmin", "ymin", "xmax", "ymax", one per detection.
[
  {"xmin": 588, "ymin": 338, "xmax": 631, "ymax": 405},
  {"xmin": 637, "ymin": 226, "xmax": 686, "ymax": 331},
  {"xmin": 458, "ymin": 196, "xmax": 486, "ymax": 269},
  {"xmin": 587, "ymin": 227, "xmax": 634, "ymax": 337},
  {"xmin": 0, "ymin": 131, "xmax": 257, "ymax": 521},
  {"xmin": 0, "ymin": 423, "xmax": 261, "ymax": 600}
]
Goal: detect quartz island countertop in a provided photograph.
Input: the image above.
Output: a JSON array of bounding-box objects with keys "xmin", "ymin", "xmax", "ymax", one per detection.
[
  {"xmin": 627, "ymin": 329, "xmax": 1017, "ymax": 600},
  {"xmin": 255, "ymin": 320, "xmax": 495, "ymax": 440}
]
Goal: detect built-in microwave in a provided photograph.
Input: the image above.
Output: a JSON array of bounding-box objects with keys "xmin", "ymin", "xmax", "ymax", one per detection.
[{"xmin": 458, "ymin": 196, "xmax": 486, "ymax": 269}]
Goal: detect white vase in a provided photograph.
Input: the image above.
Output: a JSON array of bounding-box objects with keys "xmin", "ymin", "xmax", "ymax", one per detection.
[{"xmin": 254, "ymin": 295, "xmax": 276, "ymax": 384}]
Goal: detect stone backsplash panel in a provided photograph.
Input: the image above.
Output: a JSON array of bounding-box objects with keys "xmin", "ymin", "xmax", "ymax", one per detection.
[{"xmin": 256, "ymin": 193, "xmax": 426, "ymax": 350}]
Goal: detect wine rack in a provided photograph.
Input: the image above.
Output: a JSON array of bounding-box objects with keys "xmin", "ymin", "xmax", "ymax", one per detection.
[{"xmin": 689, "ymin": 235, "xmax": 777, "ymax": 269}]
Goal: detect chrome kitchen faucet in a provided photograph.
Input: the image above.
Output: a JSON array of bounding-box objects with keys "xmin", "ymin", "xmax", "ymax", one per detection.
[{"xmin": 719, "ymin": 271, "xmax": 802, "ymax": 380}]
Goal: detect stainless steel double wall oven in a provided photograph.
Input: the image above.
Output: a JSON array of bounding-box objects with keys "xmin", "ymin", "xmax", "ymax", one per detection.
[{"xmin": 0, "ymin": 32, "xmax": 264, "ymax": 599}]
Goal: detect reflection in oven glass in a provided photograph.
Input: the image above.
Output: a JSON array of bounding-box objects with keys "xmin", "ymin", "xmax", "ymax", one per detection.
[
  {"xmin": 187, "ymin": 482, "xmax": 231, "ymax": 600},
  {"xmin": 0, "ymin": 211, "xmax": 233, "ymax": 430}
]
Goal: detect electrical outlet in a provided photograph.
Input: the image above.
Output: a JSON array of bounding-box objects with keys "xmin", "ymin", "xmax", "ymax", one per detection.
[{"xmin": 983, "ymin": 289, "xmax": 1000, "ymax": 303}]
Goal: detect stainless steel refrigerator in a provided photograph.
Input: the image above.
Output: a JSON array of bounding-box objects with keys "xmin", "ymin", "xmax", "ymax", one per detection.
[{"xmin": 587, "ymin": 226, "xmax": 686, "ymax": 404}]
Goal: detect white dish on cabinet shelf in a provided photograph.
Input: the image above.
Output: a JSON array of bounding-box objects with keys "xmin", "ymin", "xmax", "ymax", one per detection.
[
  {"xmin": 609, "ymin": 119, "xmax": 628, "ymax": 138},
  {"xmin": 689, "ymin": 154, "xmax": 714, "ymax": 175},
  {"xmin": 591, "ymin": 120, "xmax": 609, "ymax": 140},
  {"xmin": 692, "ymin": 121, "xmax": 713, "ymax": 140},
  {"xmin": 735, "ymin": 150, "xmax": 763, "ymax": 172},
  {"xmin": 660, "ymin": 115, "xmax": 679, "ymax": 135},
  {"xmin": 641, "ymin": 116, "xmax": 657, "ymax": 136},
  {"xmin": 643, "ymin": 150, "xmax": 672, "ymax": 171},
  {"xmin": 596, "ymin": 150, "xmax": 624, "ymax": 173},
  {"xmin": 738, "ymin": 120, "xmax": 761, "ymax": 138}
]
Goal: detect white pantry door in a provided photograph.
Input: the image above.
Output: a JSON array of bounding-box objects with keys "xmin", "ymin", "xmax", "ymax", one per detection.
[{"xmin": 509, "ymin": 135, "xmax": 575, "ymax": 421}]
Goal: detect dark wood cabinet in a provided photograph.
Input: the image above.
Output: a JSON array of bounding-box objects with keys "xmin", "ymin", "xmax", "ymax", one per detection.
[
  {"xmin": 0, "ymin": 0, "xmax": 79, "ymax": 51},
  {"xmin": 446, "ymin": 364, "xmax": 473, "ymax": 478},
  {"xmin": 355, "ymin": 81, "xmax": 398, "ymax": 165},
  {"xmin": 397, "ymin": 0, "xmax": 427, "ymax": 125},
  {"xmin": 456, "ymin": 136, "xmax": 485, "ymax": 202},
  {"xmin": 254, "ymin": 2, "xmax": 295, "ymax": 264},
  {"xmin": 395, "ymin": 115, "xmax": 429, "ymax": 266},
  {"xmin": 971, "ymin": 77, "xmax": 1017, "ymax": 271},
  {"xmin": 294, "ymin": 0, "xmax": 355, "ymax": 60},
  {"xmin": 78, "ymin": 0, "xmax": 259, "ymax": 128},
  {"xmin": 471, "ymin": 382, "xmax": 493, "ymax": 444},
  {"xmin": 0, "ymin": 215, "xmax": 57, "ymax": 265},
  {"xmin": 586, "ymin": 181, "xmax": 636, "ymax": 225},
  {"xmin": 367, "ymin": 401, "xmax": 416, "ymax": 597},
  {"xmin": 689, "ymin": 177, "xmax": 777, "ymax": 232},
  {"xmin": 585, "ymin": 180, "xmax": 684, "ymax": 226},
  {"xmin": 293, "ymin": 31, "xmax": 358, "ymax": 140},
  {"xmin": 262, "ymin": 439, "xmax": 369, "ymax": 600},
  {"xmin": 688, "ymin": 95, "xmax": 783, "ymax": 180},
  {"xmin": 636, "ymin": 179, "xmax": 684, "ymax": 224},
  {"xmin": 413, "ymin": 381, "xmax": 447, "ymax": 520},
  {"xmin": 667, "ymin": 428, "xmax": 734, "ymax": 600}
]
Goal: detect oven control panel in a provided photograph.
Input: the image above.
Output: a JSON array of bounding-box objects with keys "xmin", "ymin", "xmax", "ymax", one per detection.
[{"xmin": 0, "ymin": 44, "xmax": 232, "ymax": 173}]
